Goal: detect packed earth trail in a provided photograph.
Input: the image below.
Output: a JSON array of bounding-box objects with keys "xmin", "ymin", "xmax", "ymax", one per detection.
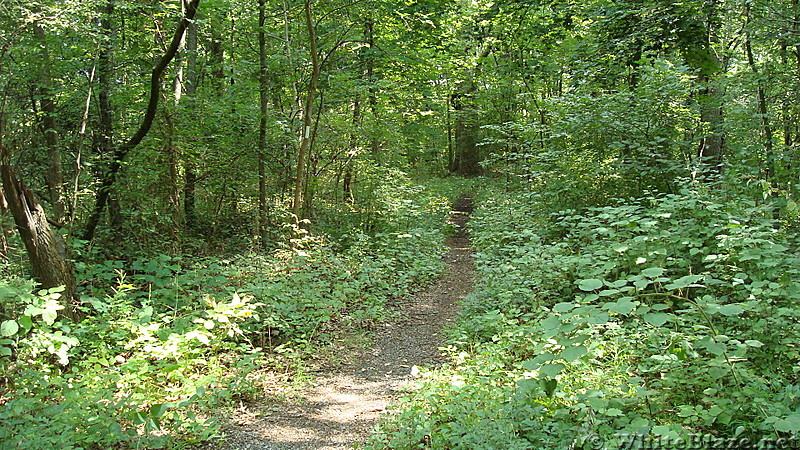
[{"xmin": 214, "ymin": 196, "xmax": 475, "ymax": 449}]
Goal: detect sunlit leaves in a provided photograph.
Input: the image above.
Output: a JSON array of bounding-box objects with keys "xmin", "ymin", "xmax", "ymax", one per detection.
[{"xmin": 0, "ymin": 320, "xmax": 19, "ymax": 337}]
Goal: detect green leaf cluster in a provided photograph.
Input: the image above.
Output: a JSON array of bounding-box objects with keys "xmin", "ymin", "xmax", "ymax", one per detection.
[{"xmin": 372, "ymin": 179, "xmax": 800, "ymax": 447}]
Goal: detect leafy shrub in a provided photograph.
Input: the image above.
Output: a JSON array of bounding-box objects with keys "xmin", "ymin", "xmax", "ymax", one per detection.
[
  {"xmin": 372, "ymin": 179, "xmax": 800, "ymax": 448},
  {"xmin": 0, "ymin": 178, "xmax": 455, "ymax": 448}
]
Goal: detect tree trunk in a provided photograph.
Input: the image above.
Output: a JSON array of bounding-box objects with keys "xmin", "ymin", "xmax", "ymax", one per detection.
[
  {"xmin": 163, "ymin": 126, "xmax": 182, "ymax": 243},
  {"xmin": 258, "ymin": 0, "xmax": 270, "ymax": 247},
  {"xmin": 0, "ymin": 149, "xmax": 78, "ymax": 319},
  {"xmin": 32, "ymin": 23, "xmax": 66, "ymax": 224},
  {"xmin": 291, "ymin": 0, "xmax": 320, "ymax": 220},
  {"xmin": 364, "ymin": 18, "xmax": 379, "ymax": 160},
  {"xmin": 94, "ymin": 0, "xmax": 119, "ymax": 239},
  {"xmin": 744, "ymin": 6, "xmax": 775, "ymax": 180},
  {"xmin": 446, "ymin": 94, "xmax": 454, "ymax": 172},
  {"xmin": 450, "ymin": 42, "xmax": 491, "ymax": 176},
  {"xmin": 343, "ymin": 95, "xmax": 360, "ymax": 203},
  {"xmin": 184, "ymin": 11, "xmax": 200, "ymax": 231},
  {"xmin": 164, "ymin": 33, "xmax": 182, "ymax": 243},
  {"xmin": 452, "ymin": 84, "xmax": 481, "ymax": 176},
  {"xmin": 83, "ymin": 0, "xmax": 201, "ymax": 241},
  {"xmin": 685, "ymin": 1, "xmax": 725, "ymax": 175},
  {"xmin": 0, "ymin": 23, "xmax": 77, "ymax": 320},
  {"xmin": 184, "ymin": 163, "xmax": 197, "ymax": 229}
]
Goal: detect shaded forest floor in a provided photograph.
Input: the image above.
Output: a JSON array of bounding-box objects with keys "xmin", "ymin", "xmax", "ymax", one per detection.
[{"xmin": 210, "ymin": 197, "xmax": 474, "ymax": 449}]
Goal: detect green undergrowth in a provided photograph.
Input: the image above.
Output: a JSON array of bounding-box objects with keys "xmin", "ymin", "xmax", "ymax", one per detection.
[
  {"xmin": 370, "ymin": 179, "xmax": 800, "ymax": 448},
  {"xmin": 0, "ymin": 176, "xmax": 469, "ymax": 448}
]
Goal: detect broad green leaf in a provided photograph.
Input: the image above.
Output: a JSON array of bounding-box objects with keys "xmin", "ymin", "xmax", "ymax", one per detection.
[
  {"xmin": 540, "ymin": 363, "xmax": 565, "ymax": 377},
  {"xmin": 37, "ymin": 299, "xmax": 64, "ymax": 326},
  {"xmin": 607, "ymin": 298, "xmax": 636, "ymax": 315},
  {"xmin": 643, "ymin": 313, "xmax": 670, "ymax": 327},
  {"xmin": 640, "ymin": 267, "xmax": 666, "ymax": 278},
  {"xmin": 0, "ymin": 346, "xmax": 11, "ymax": 356},
  {"xmin": 578, "ymin": 278, "xmax": 604, "ymax": 291},
  {"xmin": 652, "ymin": 425, "xmax": 672, "ymax": 436},
  {"xmin": 587, "ymin": 397, "xmax": 608, "ymax": 409},
  {"xmin": 705, "ymin": 341, "xmax": 726, "ymax": 355},
  {"xmin": 718, "ymin": 304, "xmax": 744, "ymax": 317},
  {"xmin": 108, "ymin": 422, "xmax": 123, "ymax": 436},
  {"xmin": 582, "ymin": 293, "xmax": 599, "ymax": 302},
  {"xmin": 586, "ymin": 312, "xmax": 610, "ymax": 324},
  {"xmin": 553, "ymin": 302, "xmax": 575, "ymax": 313},
  {"xmin": 541, "ymin": 378, "xmax": 558, "ymax": 397},
  {"xmin": 150, "ymin": 403, "xmax": 169, "ymax": 418},
  {"xmin": 522, "ymin": 353, "xmax": 554, "ymax": 370},
  {"xmin": 541, "ymin": 316, "xmax": 561, "ymax": 331},
  {"xmin": 775, "ymin": 414, "xmax": 800, "ymax": 433},
  {"xmin": 0, "ymin": 320, "xmax": 18, "ymax": 337},
  {"xmin": 560, "ymin": 345, "xmax": 587, "ymax": 362},
  {"xmin": 17, "ymin": 316, "xmax": 33, "ymax": 333},
  {"xmin": 133, "ymin": 411, "xmax": 147, "ymax": 425},
  {"xmin": 598, "ymin": 288, "xmax": 620, "ymax": 297}
]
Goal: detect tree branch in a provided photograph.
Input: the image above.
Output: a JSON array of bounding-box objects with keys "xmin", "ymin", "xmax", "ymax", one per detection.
[{"xmin": 82, "ymin": 0, "xmax": 201, "ymax": 241}]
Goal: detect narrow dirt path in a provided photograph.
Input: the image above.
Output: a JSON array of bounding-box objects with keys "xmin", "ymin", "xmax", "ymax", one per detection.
[{"xmin": 216, "ymin": 197, "xmax": 474, "ymax": 449}]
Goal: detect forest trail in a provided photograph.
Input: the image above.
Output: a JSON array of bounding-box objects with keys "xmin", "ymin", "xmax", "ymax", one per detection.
[{"xmin": 216, "ymin": 196, "xmax": 475, "ymax": 449}]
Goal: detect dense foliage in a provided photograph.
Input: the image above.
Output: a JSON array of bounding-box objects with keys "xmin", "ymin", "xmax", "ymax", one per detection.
[
  {"xmin": 371, "ymin": 179, "xmax": 800, "ymax": 447},
  {"xmin": 0, "ymin": 176, "xmax": 454, "ymax": 447},
  {"xmin": 3, "ymin": 0, "xmax": 800, "ymax": 447}
]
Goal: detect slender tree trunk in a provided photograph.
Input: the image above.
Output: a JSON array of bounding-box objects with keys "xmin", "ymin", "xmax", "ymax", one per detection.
[
  {"xmin": 70, "ymin": 63, "xmax": 96, "ymax": 235},
  {"xmin": 451, "ymin": 44, "xmax": 491, "ymax": 176},
  {"xmin": 364, "ymin": 18, "xmax": 379, "ymax": 160},
  {"xmin": 88, "ymin": 0, "xmax": 116, "ymax": 240},
  {"xmin": 780, "ymin": 43, "xmax": 792, "ymax": 153},
  {"xmin": 184, "ymin": 163, "xmax": 196, "ymax": 229},
  {"xmin": 343, "ymin": 95, "xmax": 360, "ymax": 203},
  {"xmin": 446, "ymin": 93, "xmax": 453, "ymax": 172},
  {"xmin": 291, "ymin": 0, "xmax": 320, "ymax": 220},
  {"xmin": 32, "ymin": 24, "xmax": 66, "ymax": 224},
  {"xmin": 258, "ymin": 0, "xmax": 270, "ymax": 247},
  {"xmin": 163, "ymin": 115, "xmax": 182, "ymax": 243},
  {"xmin": 83, "ymin": 0, "xmax": 201, "ymax": 241},
  {"xmin": 344, "ymin": 17, "xmax": 375, "ymax": 202},
  {"xmin": 452, "ymin": 83, "xmax": 481, "ymax": 176},
  {"xmin": 688, "ymin": 1, "xmax": 725, "ymax": 175},
  {"xmin": 697, "ymin": 73, "xmax": 724, "ymax": 170},
  {"xmin": 173, "ymin": 0, "xmax": 198, "ymax": 240},
  {"xmin": 164, "ymin": 57, "xmax": 182, "ymax": 243},
  {"xmin": 744, "ymin": 6, "xmax": 775, "ymax": 179}
]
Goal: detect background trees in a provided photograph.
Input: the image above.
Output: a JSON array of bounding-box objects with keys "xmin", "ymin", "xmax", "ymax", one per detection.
[{"xmin": 0, "ymin": 0, "xmax": 797, "ymax": 317}]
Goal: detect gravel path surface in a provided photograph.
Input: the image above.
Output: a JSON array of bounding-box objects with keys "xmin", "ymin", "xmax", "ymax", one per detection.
[{"xmin": 210, "ymin": 197, "xmax": 474, "ymax": 449}]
